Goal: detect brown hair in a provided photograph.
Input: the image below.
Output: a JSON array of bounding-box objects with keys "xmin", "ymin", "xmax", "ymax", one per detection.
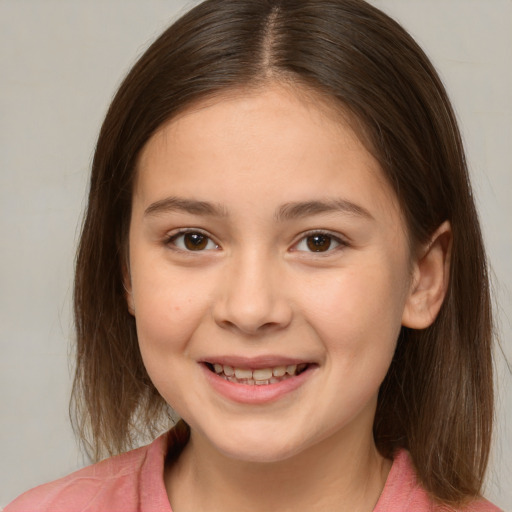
[{"xmin": 71, "ymin": 0, "xmax": 493, "ymax": 506}]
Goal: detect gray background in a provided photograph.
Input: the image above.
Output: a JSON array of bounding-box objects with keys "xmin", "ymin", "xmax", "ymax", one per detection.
[{"xmin": 1, "ymin": 0, "xmax": 510, "ymax": 509}]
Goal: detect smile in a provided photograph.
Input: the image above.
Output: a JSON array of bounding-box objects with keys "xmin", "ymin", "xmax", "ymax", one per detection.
[{"xmin": 205, "ymin": 362, "xmax": 309, "ymax": 385}]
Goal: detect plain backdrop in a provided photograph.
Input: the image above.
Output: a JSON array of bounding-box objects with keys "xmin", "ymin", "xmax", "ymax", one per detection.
[{"xmin": 1, "ymin": 0, "xmax": 511, "ymax": 508}]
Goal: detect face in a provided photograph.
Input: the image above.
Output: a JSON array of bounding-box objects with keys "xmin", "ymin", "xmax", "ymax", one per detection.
[{"xmin": 127, "ymin": 84, "xmax": 415, "ymax": 463}]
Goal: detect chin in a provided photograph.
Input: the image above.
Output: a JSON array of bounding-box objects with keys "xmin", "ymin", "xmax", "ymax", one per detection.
[{"xmin": 203, "ymin": 425, "xmax": 312, "ymax": 464}]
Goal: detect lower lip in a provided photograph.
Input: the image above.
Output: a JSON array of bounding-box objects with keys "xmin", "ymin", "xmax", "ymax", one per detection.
[{"xmin": 201, "ymin": 364, "xmax": 315, "ymax": 404}]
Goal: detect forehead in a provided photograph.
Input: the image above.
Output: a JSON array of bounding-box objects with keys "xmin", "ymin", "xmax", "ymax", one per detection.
[
  {"xmin": 134, "ymin": 83, "xmax": 401, "ymax": 225},
  {"xmin": 137, "ymin": 82, "xmax": 369, "ymax": 170}
]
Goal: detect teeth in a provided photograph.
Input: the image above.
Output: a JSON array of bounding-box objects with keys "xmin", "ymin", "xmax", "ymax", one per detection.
[
  {"xmin": 286, "ymin": 364, "xmax": 297, "ymax": 375},
  {"xmin": 234, "ymin": 368, "xmax": 253, "ymax": 380},
  {"xmin": 208, "ymin": 362, "xmax": 309, "ymax": 385},
  {"xmin": 272, "ymin": 366, "xmax": 286, "ymax": 377},
  {"xmin": 223, "ymin": 365, "xmax": 235, "ymax": 376},
  {"xmin": 297, "ymin": 363, "xmax": 307, "ymax": 373},
  {"xmin": 253, "ymin": 368, "xmax": 273, "ymax": 381}
]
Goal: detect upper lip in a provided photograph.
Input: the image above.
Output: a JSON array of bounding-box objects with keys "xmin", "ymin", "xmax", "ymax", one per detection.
[{"xmin": 200, "ymin": 355, "xmax": 314, "ymax": 369}]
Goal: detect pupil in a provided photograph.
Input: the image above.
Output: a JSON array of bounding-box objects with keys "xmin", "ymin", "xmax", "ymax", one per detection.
[
  {"xmin": 184, "ymin": 233, "xmax": 207, "ymax": 250},
  {"xmin": 307, "ymin": 234, "xmax": 331, "ymax": 252}
]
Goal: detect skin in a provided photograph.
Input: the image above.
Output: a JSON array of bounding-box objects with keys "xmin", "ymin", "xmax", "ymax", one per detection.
[{"xmin": 126, "ymin": 83, "xmax": 451, "ymax": 512}]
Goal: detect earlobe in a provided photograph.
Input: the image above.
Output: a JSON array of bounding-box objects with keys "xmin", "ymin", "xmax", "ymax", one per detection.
[
  {"xmin": 126, "ymin": 288, "xmax": 136, "ymax": 316},
  {"xmin": 402, "ymin": 221, "xmax": 452, "ymax": 329},
  {"xmin": 122, "ymin": 263, "xmax": 136, "ymax": 316}
]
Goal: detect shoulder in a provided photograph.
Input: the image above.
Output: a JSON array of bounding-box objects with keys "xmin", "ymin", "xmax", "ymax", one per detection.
[
  {"xmin": 374, "ymin": 450, "xmax": 503, "ymax": 512},
  {"xmin": 4, "ymin": 432, "xmax": 172, "ymax": 512}
]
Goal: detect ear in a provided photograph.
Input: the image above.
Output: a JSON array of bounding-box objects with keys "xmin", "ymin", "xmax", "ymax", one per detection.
[
  {"xmin": 402, "ymin": 221, "xmax": 452, "ymax": 329},
  {"xmin": 122, "ymin": 261, "xmax": 136, "ymax": 316}
]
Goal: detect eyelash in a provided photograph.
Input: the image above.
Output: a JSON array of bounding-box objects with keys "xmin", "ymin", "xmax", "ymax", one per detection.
[
  {"xmin": 165, "ymin": 229, "xmax": 220, "ymax": 252},
  {"xmin": 164, "ymin": 229, "xmax": 348, "ymax": 254},
  {"xmin": 292, "ymin": 230, "xmax": 348, "ymax": 254}
]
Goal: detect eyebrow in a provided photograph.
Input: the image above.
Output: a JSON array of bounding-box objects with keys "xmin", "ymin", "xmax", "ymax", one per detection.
[
  {"xmin": 144, "ymin": 196, "xmax": 373, "ymax": 221},
  {"xmin": 144, "ymin": 196, "xmax": 229, "ymax": 217},
  {"xmin": 275, "ymin": 199, "xmax": 373, "ymax": 222}
]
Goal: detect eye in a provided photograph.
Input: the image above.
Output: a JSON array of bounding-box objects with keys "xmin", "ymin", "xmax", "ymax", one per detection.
[
  {"xmin": 294, "ymin": 232, "xmax": 345, "ymax": 253},
  {"xmin": 167, "ymin": 231, "xmax": 219, "ymax": 251}
]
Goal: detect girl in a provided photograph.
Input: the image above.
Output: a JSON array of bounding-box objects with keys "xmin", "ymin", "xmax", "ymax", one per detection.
[{"xmin": 5, "ymin": 0, "xmax": 502, "ymax": 510}]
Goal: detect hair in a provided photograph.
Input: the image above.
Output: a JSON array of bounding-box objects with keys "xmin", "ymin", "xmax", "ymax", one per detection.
[{"xmin": 71, "ymin": 0, "xmax": 493, "ymax": 506}]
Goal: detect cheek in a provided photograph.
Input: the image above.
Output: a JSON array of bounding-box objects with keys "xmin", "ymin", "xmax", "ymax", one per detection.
[
  {"xmin": 298, "ymin": 259, "xmax": 407, "ymax": 356},
  {"xmin": 130, "ymin": 262, "xmax": 212, "ymax": 357},
  {"xmin": 130, "ymin": 268, "xmax": 213, "ymax": 409}
]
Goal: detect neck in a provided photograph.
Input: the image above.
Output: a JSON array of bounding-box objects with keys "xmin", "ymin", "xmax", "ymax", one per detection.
[{"xmin": 165, "ymin": 424, "xmax": 391, "ymax": 512}]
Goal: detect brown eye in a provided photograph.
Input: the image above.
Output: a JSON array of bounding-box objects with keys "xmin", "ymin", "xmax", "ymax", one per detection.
[
  {"xmin": 306, "ymin": 234, "xmax": 332, "ymax": 252},
  {"xmin": 169, "ymin": 231, "xmax": 218, "ymax": 251},
  {"xmin": 294, "ymin": 231, "xmax": 345, "ymax": 254},
  {"xmin": 184, "ymin": 232, "xmax": 208, "ymax": 250}
]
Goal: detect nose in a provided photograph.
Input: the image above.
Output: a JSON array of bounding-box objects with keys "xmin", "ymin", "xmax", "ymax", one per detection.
[{"xmin": 212, "ymin": 250, "xmax": 293, "ymax": 336}]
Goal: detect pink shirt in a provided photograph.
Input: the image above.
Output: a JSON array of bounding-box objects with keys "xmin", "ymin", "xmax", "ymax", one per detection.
[{"xmin": 5, "ymin": 432, "xmax": 501, "ymax": 512}]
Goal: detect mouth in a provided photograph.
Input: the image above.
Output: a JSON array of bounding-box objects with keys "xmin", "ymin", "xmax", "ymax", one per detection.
[{"xmin": 204, "ymin": 362, "xmax": 311, "ymax": 386}]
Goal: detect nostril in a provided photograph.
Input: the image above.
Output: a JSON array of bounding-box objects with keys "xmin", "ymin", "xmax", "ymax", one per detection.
[
  {"xmin": 215, "ymin": 318, "xmax": 279, "ymax": 335},
  {"xmin": 212, "ymin": 281, "xmax": 293, "ymax": 335}
]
